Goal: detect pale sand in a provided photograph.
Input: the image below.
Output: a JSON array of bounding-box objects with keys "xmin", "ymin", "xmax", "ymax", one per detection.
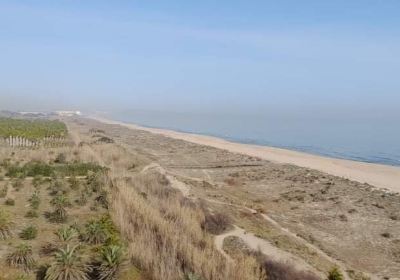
[{"xmin": 91, "ymin": 117, "xmax": 400, "ymax": 193}]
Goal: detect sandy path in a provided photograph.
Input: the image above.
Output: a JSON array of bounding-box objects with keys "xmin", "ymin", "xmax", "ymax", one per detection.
[
  {"xmin": 214, "ymin": 225, "xmax": 324, "ymax": 278},
  {"xmin": 92, "ymin": 117, "xmax": 400, "ymax": 193}
]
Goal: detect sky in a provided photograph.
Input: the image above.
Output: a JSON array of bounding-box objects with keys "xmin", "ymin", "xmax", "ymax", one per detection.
[{"xmin": 0, "ymin": 0, "xmax": 400, "ymax": 120}]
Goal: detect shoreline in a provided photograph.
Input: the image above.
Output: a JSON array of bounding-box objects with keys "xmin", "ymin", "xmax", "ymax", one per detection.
[{"xmin": 90, "ymin": 116, "xmax": 400, "ymax": 193}]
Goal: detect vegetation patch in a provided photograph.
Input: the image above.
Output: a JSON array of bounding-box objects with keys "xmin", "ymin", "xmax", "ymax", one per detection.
[
  {"xmin": 0, "ymin": 117, "xmax": 67, "ymax": 140},
  {"xmin": 5, "ymin": 161, "xmax": 105, "ymax": 178}
]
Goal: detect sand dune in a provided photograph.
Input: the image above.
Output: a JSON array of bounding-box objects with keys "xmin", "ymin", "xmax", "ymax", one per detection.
[{"xmin": 92, "ymin": 116, "xmax": 400, "ymax": 193}]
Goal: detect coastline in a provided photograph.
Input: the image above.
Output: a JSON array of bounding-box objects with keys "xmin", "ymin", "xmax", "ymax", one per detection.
[{"xmin": 91, "ymin": 116, "xmax": 400, "ymax": 193}]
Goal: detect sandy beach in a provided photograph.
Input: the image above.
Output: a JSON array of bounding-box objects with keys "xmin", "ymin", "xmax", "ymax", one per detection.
[{"xmin": 93, "ymin": 116, "xmax": 400, "ymax": 193}]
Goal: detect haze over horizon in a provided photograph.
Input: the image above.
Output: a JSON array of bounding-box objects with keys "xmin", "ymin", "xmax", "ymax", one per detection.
[{"xmin": 1, "ymin": 1, "xmax": 400, "ymax": 121}]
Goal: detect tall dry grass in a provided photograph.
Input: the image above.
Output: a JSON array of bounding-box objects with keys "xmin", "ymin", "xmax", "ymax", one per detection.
[{"xmin": 110, "ymin": 171, "xmax": 265, "ymax": 280}]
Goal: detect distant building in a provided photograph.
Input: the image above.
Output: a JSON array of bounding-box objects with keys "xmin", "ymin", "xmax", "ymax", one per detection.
[{"xmin": 55, "ymin": 111, "xmax": 82, "ymax": 117}]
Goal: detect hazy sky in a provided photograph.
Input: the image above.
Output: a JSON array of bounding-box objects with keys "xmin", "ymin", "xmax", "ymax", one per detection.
[{"xmin": 1, "ymin": 1, "xmax": 399, "ymax": 119}]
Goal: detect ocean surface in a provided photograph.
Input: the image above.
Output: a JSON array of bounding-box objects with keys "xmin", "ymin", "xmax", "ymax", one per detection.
[{"xmin": 109, "ymin": 111, "xmax": 400, "ymax": 167}]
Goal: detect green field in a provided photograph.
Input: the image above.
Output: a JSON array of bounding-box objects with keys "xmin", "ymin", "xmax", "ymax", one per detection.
[{"xmin": 0, "ymin": 118, "xmax": 67, "ymax": 140}]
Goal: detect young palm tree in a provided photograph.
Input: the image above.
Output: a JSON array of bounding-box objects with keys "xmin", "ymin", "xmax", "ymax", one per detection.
[
  {"xmin": 50, "ymin": 195, "xmax": 69, "ymax": 222},
  {"xmin": 98, "ymin": 245, "xmax": 125, "ymax": 280},
  {"xmin": 29, "ymin": 190, "xmax": 41, "ymax": 209},
  {"xmin": 56, "ymin": 226, "xmax": 77, "ymax": 242},
  {"xmin": 6, "ymin": 243, "xmax": 36, "ymax": 271},
  {"xmin": 45, "ymin": 244, "xmax": 91, "ymax": 280},
  {"xmin": 83, "ymin": 220, "xmax": 108, "ymax": 244},
  {"xmin": 0, "ymin": 209, "xmax": 13, "ymax": 239}
]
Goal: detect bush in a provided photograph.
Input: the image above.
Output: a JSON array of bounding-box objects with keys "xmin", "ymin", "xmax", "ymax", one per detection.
[
  {"xmin": 25, "ymin": 210, "xmax": 39, "ymax": 218},
  {"xmin": 201, "ymin": 212, "xmax": 231, "ymax": 235},
  {"xmin": 327, "ymin": 267, "xmax": 344, "ymax": 280},
  {"xmin": 5, "ymin": 198, "xmax": 15, "ymax": 206},
  {"xmin": 20, "ymin": 225, "xmax": 38, "ymax": 240}
]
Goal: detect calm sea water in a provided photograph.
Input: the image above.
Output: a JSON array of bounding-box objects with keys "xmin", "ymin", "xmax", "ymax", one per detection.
[{"xmin": 109, "ymin": 111, "xmax": 400, "ymax": 166}]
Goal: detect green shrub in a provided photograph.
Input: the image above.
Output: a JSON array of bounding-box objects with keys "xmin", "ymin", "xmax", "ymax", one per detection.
[
  {"xmin": 50, "ymin": 195, "xmax": 69, "ymax": 223},
  {"xmin": 327, "ymin": 267, "xmax": 344, "ymax": 280},
  {"xmin": 5, "ymin": 198, "xmax": 15, "ymax": 206},
  {"xmin": 20, "ymin": 225, "xmax": 38, "ymax": 240},
  {"xmin": 25, "ymin": 210, "xmax": 39, "ymax": 218}
]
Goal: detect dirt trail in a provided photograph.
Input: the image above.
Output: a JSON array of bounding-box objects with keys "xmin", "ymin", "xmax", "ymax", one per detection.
[
  {"xmin": 139, "ymin": 160, "xmax": 351, "ymax": 279},
  {"xmin": 214, "ymin": 225, "xmax": 323, "ymax": 277}
]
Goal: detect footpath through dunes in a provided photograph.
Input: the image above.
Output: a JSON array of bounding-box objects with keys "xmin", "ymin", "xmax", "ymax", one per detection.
[
  {"xmin": 66, "ymin": 117, "xmax": 400, "ymax": 279},
  {"xmin": 93, "ymin": 117, "xmax": 400, "ymax": 193}
]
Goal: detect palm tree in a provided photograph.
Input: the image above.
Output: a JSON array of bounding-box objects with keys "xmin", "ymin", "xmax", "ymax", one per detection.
[
  {"xmin": 56, "ymin": 226, "xmax": 77, "ymax": 242},
  {"xmin": 50, "ymin": 195, "xmax": 69, "ymax": 222},
  {"xmin": 45, "ymin": 244, "xmax": 91, "ymax": 280},
  {"xmin": 98, "ymin": 245, "xmax": 125, "ymax": 280},
  {"xmin": 83, "ymin": 220, "xmax": 108, "ymax": 244},
  {"xmin": 6, "ymin": 243, "xmax": 36, "ymax": 271},
  {"xmin": 0, "ymin": 209, "xmax": 13, "ymax": 239}
]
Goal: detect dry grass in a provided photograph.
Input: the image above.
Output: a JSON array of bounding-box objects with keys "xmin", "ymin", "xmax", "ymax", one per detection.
[{"xmin": 110, "ymin": 171, "xmax": 265, "ymax": 280}]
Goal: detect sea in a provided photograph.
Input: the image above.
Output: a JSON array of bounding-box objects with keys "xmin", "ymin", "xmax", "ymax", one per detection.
[{"xmin": 109, "ymin": 110, "xmax": 400, "ymax": 167}]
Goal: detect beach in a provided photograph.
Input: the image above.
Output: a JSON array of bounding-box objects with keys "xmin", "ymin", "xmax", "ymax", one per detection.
[{"xmin": 93, "ymin": 116, "xmax": 400, "ymax": 193}]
